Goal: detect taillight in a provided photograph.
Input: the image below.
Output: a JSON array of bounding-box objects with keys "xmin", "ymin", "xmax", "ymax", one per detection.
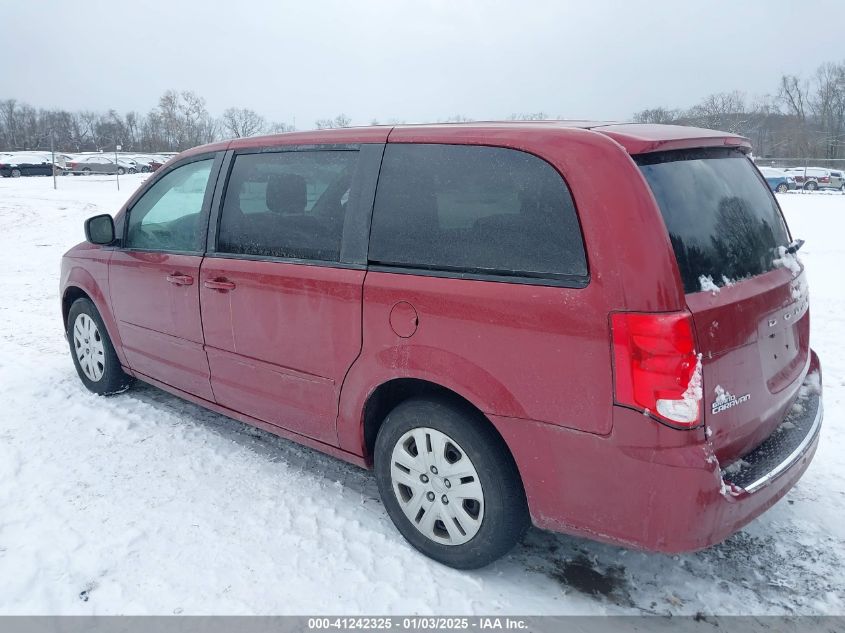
[
  {"xmin": 611, "ymin": 311, "xmax": 702, "ymax": 428},
  {"xmin": 69, "ymin": 162, "xmax": 78, "ymax": 169},
  {"xmin": 819, "ymin": 176, "xmax": 830, "ymax": 183}
]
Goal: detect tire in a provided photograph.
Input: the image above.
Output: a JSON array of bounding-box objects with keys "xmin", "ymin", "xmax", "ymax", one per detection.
[
  {"xmin": 117, "ymin": 167, "xmax": 125, "ymax": 175},
  {"xmin": 128, "ymin": 168, "xmax": 136, "ymax": 174},
  {"xmin": 805, "ymin": 180, "xmax": 818, "ymax": 191},
  {"xmin": 374, "ymin": 396, "xmax": 529, "ymax": 569},
  {"xmin": 10, "ymin": 168, "xmax": 21, "ymax": 178},
  {"xmin": 776, "ymin": 183, "xmax": 789, "ymax": 193},
  {"xmin": 82, "ymin": 168, "xmax": 91, "ymax": 176},
  {"xmin": 67, "ymin": 298, "xmax": 133, "ymax": 396}
]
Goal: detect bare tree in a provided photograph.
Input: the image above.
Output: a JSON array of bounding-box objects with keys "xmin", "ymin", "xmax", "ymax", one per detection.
[
  {"xmin": 686, "ymin": 91, "xmax": 748, "ymax": 133},
  {"xmin": 222, "ymin": 107, "xmax": 266, "ymax": 138},
  {"xmin": 632, "ymin": 107, "xmax": 679, "ymax": 124},
  {"xmin": 440, "ymin": 114, "xmax": 474, "ymax": 123},
  {"xmin": 508, "ymin": 112, "xmax": 549, "ymax": 121},
  {"xmin": 266, "ymin": 121, "xmax": 296, "ymax": 134},
  {"xmin": 779, "ymin": 75, "xmax": 809, "ymax": 121},
  {"xmin": 315, "ymin": 113, "xmax": 352, "ymax": 129},
  {"xmin": 809, "ymin": 62, "xmax": 845, "ymax": 158},
  {"xmin": 0, "ymin": 99, "xmax": 18, "ymax": 148}
]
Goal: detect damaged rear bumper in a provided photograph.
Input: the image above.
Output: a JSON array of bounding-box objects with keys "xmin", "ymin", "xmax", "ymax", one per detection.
[
  {"xmin": 489, "ymin": 350, "xmax": 823, "ymax": 553},
  {"xmin": 721, "ymin": 374, "xmax": 822, "ymax": 494}
]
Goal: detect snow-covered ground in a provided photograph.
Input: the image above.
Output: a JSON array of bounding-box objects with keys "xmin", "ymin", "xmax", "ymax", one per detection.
[{"xmin": 0, "ymin": 175, "xmax": 843, "ymax": 615}]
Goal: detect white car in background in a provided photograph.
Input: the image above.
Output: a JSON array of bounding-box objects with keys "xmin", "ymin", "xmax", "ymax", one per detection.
[
  {"xmin": 784, "ymin": 167, "xmax": 845, "ymax": 191},
  {"xmin": 116, "ymin": 157, "xmax": 139, "ymax": 173}
]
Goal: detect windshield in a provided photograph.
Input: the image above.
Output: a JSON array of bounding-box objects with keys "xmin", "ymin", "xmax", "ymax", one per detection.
[{"xmin": 636, "ymin": 148, "xmax": 791, "ymax": 294}]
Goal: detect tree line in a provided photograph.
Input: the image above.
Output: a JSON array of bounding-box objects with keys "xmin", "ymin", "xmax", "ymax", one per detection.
[
  {"xmin": 632, "ymin": 60, "xmax": 845, "ymax": 159},
  {"xmin": 2, "ymin": 59, "xmax": 843, "ymax": 158},
  {"xmin": 0, "ymin": 90, "xmax": 296, "ymax": 154}
]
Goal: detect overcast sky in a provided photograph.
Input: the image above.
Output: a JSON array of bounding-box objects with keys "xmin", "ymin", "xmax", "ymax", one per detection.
[{"xmin": 1, "ymin": 1, "xmax": 841, "ymax": 128}]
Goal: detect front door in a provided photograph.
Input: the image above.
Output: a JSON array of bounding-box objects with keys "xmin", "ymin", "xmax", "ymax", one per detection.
[
  {"xmin": 200, "ymin": 148, "xmax": 372, "ymax": 443},
  {"xmin": 109, "ymin": 155, "xmax": 219, "ymax": 400}
]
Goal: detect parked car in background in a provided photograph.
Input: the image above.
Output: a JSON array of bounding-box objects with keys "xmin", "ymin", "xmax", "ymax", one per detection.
[
  {"xmin": 52, "ymin": 154, "xmax": 74, "ymax": 171},
  {"xmin": 129, "ymin": 155, "xmax": 155, "ymax": 173},
  {"xmin": 829, "ymin": 170, "xmax": 845, "ymax": 191},
  {"xmin": 62, "ymin": 122, "xmax": 822, "ymax": 569},
  {"xmin": 784, "ymin": 167, "xmax": 843, "ymax": 190},
  {"xmin": 759, "ymin": 167, "xmax": 797, "ymax": 193},
  {"xmin": 146, "ymin": 156, "xmax": 166, "ymax": 172},
  {"xmin": 0, "ymin": 153, "xmax": 62, "ymax": 177},
  {"xmin": 116, "ymin": 157, "xmax": 139, "ymax": 174},
  {"xmin": 68, "ymin": 155, "xmax": 125, "ymax": 175}
]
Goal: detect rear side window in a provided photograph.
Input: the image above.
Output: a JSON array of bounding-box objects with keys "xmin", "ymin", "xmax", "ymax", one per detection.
[
  {"xmin": 636, "ymin": 148, "xmax": 790, "ymax": 294},
  {"xmin": 368, "ymin": 144, "xmax": 587, "ymax": 282},
  {"xmin": 217, "ymin": 150, "xmax": 359, "ymax": 262}
]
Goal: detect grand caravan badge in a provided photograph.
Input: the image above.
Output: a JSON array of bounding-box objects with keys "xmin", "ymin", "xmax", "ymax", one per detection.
[{"xmin": 712, "ymin": 386, "xmax": 751, "ymax": 414}]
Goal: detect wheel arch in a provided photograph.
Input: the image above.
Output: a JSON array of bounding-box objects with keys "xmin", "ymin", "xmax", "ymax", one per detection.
[
  {"xmin": 358, "ymin": 377, "xmax": 521, "ymax": 478},
  {"xmin": 61, "ymin": 263, "xmax": 128, "ymax": 368},
  {"xmin": 61, "ymin": 285, "xmax": 91, "ymax": 329}
]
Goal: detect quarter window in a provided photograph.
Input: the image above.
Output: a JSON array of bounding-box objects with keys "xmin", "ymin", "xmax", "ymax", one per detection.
[
  {"xmin": 368, "ymin": 144, "xmax": 587, "ymax": 280},
  {"xmin": 217, "ymin": 150, "xmax": 359, "ymax": 262},
  {"xmin": 125, "ymin": 159, "xmax": 214, "ymax": 252}
]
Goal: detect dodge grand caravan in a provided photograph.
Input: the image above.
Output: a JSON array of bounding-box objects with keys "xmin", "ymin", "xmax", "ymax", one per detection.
[{"xmin": 61, "ymin": 122, "xmax": 823, "ymax": 569}]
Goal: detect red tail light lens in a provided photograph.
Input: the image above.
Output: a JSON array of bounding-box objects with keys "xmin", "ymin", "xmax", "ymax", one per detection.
[
  {"xmin": 819, "ymin": 176, "xmax": 830, "ymax": 183},
  {"xmin": 611, "ymin": 311, "xmax": 702, "ymax": 428}
]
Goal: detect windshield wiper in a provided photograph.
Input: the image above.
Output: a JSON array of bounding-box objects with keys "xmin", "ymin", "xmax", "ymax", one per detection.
[{"xmin": 785, "ymin": 239, "xmax": 805, "ymax": 254}]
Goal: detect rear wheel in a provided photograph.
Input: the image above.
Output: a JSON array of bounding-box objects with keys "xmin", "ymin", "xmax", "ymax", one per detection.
[
  {"xmin": 67, "ymin": 298, "xmax": 133, "ymax": 395},
  {"xmin": 776, "ymin": 183, "xmax": 788, "ymax": 193},
  {"xmin": 82, "ymin": 168, "xmax": 91, "ymax": 176},
  {"xmin": 374, "ymin": 396, "xmax": 529, "ymax": 569},
  {"xmin": 10, "ymin": 168, "xmax": 21, "ymax": 178},
  {"xmin": 805, "ymin": 180, "xmax": 818, "ymax": 191}
]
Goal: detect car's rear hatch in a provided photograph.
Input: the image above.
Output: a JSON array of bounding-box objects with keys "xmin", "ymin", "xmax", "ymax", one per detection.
[{"xmin": 635, "ymin": 147, "xmax": 810, "ymax": 463}]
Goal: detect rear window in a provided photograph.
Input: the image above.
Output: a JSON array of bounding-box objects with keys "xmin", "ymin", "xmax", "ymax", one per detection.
[
  {"xmin": 369, "ymin": 144, "xmax": 587, "ymax": 283},
  {"xmin": 636, "ymin": 148, "xmax": 790, "ymax": 294}
]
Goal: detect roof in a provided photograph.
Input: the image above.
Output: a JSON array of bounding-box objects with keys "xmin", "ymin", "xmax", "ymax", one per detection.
[{"xmin": 181, "ymin": 121, "xmax": 751, "ymax": 158}]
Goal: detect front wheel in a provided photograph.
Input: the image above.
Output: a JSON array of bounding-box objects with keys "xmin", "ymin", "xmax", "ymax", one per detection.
[
  {"xmin": 67, "ymin": 298, "xmax": 133, "ymax": 395},
  {"xmin": 117, "ymin": 167, "xmax": 125, "ymax": 175},
  {"xmin": 10, "ymin": 168, "xmax": 21, "ymax": 178},
  {"xmin": 776, "ymin": 183, "xmax": 789, "ymax": 193},
  {"xmin": 374, "ymin": 396, "xmax": 529, "ymax": 569}
]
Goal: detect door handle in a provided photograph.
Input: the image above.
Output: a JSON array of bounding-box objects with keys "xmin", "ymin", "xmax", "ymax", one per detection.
[
  {"xmin": 204, "ymin": 278, "xmax": 236, "ymax": 292},
  {"xmin": 166, "ymin": 273, "xmax": 194, "ymax": 286}
]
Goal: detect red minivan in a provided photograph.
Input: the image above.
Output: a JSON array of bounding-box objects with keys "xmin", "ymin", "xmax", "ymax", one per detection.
[{"xmin": 61, "ymin": 122, "xmax": 823, "ymax": 569}]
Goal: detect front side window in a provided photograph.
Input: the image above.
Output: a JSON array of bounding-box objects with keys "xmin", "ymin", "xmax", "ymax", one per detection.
[
  {"xmin": 125, "ymin": 159, "xmax": 213, "ymax": 252},
  {"xmin": 368, "ymin": 144, "xmax": 588, "ymax": 281},
  {"xmin": 217, "ymin": 150, "xmax": 359, "ymax": 262}
]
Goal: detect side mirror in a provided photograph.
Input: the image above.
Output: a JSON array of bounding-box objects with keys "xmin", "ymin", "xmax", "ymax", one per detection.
[{"xmin": 84, "ymin": 214, "xmax": 116, "ymax": 245}]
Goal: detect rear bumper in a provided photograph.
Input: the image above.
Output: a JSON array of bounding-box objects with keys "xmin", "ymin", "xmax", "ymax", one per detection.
[{"xmin": 490, "ymin": 350, "xmax": 823, "ymax": 553}]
